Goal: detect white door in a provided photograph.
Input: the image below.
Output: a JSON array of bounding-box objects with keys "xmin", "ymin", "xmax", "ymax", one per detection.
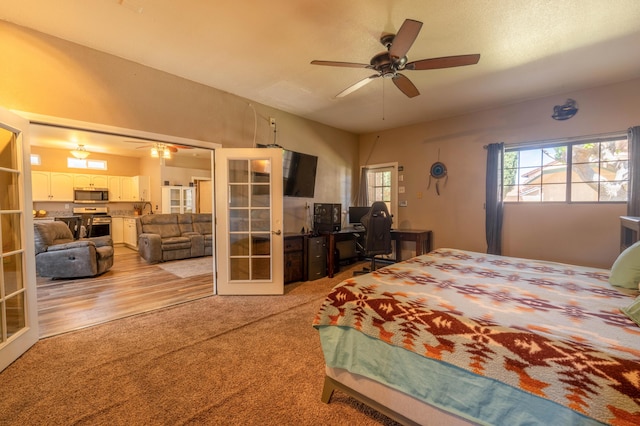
[
  {"xmin": 0, "ymin": 107, "xmax": 39, "ymax": 372},
  {"xmin": 215, "ymin": 148, "xmax": 283, "ymax": 295}
]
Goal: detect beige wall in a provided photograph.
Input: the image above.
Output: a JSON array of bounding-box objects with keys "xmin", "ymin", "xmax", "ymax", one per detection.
[
  {"xmin": 30, "ymin": 146, "xmax": 140, "ymax": 175},
  {"xmin": 3, "ymin": 20, "xmax": 637, "ymax": 268},
  {"xmin": 360, "ymin": 79, "xmax": 640, "ymax": 268},
  {"xmin": 0, "ymin": 20, "xmax": 359, "ymax": 233}
]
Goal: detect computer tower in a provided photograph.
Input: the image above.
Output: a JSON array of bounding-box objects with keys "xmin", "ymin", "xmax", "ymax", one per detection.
[{"xmin": 313, "ymin": 203, "xmax": 341, "ymax": 232}]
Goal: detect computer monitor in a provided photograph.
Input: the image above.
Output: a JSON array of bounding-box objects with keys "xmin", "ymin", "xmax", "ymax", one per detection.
[{"xmin": 348, "ymin": 206, "xmax": 370, "ymax": 225}]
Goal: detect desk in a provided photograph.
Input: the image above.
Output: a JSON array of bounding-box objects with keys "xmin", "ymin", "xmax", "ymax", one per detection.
[{"xmin": 323, "ymin": 228, "xmax": 432, "ymax": 278}]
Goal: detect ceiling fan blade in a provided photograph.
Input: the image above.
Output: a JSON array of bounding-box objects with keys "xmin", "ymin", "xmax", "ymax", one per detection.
[
  {"xmin": 336, "ymin": 74, "xmax": 380, "ymax": 98},
  {"xmin": 389, "ymin": 19, "xmax": 423, "ymax": 59},
  {"xmin": 392, "ymin": 73, "xmax": 420, "ymax": 98},
  {"xmin": 311, "ymin": 60, "xmax": 370, "ymax": 69},
  {"xmin": 405, "ymin": 54, "xmax": 481, "ymax": 71}
]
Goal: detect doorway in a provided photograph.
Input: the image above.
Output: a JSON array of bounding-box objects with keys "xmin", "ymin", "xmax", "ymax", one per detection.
[{"xmin": 23, "ymin": 113, "xmax": 220, "ymax": 337}]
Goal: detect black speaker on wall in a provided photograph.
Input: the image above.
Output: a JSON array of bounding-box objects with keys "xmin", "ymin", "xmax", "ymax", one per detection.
[{"xmin": 313, "ymin": 203, "xmax": 341, "ymax": 232}]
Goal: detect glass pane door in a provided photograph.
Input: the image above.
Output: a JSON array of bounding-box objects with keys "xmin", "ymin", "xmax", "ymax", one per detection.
[
  {"xmin": 228, "ymin": 158, "xmax": 272, "ymax": 281},
  {"xmin": 0, "ymin": 108, "xmax": 39, "ymax": 372},
  {"xmin": 215, "ymin": 148, "xmax": 283, "ymax": 295},
  {"xmin": 1, "ymin": 129, "xmax": 26, "ymax": 339}
]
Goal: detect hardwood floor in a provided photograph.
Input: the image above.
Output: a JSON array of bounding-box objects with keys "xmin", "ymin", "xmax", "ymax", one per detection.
[{"xmin": 36, "ymin": 247, "xmax": 214, "ymax": 338}]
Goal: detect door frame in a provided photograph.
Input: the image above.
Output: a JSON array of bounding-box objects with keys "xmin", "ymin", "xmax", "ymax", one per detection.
[{"xmin": 11, "ymin": 111, "xmax": 221, "ymax": 334}]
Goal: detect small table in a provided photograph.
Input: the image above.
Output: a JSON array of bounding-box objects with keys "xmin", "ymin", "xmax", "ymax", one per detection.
[
  {"xmin": 620, "ymin": 216, "xmax": 640, "ymax": 252},
  {"xmin": 323, "ymin": 228, "xmax": 432, "ymax": 278},
  {"xmin": 391, "ymin": 229, "xmax": 432, "ymax": 259}
]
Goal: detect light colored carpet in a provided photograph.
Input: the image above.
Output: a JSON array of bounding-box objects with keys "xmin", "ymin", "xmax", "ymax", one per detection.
[
  {"xmin": 2, "ymin": 262, "xmax": 400, "ymax": 425},
  {"xmin": 158, "ymin": 256, "xmax": 214, "ymax": 278}
]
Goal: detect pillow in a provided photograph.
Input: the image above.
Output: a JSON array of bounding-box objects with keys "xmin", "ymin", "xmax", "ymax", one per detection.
[
  {"xmin": 621, "ymin": 296, "xmax": 640, "ymax": 327},
  {"xmin": 609, "ymin": 241, "xmax": 640, "ymax": 289}
]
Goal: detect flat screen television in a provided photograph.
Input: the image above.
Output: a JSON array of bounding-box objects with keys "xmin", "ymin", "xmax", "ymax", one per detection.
[
  {"xmin": 258, "ymin": 145, "xmax": 318, "ymax": 197},
  {"xmin": 282, "ymin": 149, "xmax": 318, "ymax": 198}
]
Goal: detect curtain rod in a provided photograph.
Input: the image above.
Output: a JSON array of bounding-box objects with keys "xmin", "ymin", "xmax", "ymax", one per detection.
[{"xmin": 483, "ymin": 130, "xmax": 627, "ymax": 150}]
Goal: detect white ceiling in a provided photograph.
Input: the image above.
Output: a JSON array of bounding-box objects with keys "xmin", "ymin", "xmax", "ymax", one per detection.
[{"xmin": 3, "ymin": 0, "xmax": 640, "ymax": 136}]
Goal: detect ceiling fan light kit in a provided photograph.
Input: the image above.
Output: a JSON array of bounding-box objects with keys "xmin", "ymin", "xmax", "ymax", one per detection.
[
  {"xmin": 151, "ymin": 143, "xmax": 171, "ymax": 159},
  {"xmin": 70, "ymin": 144, "xmax": 90, "ymax": 159},
  {"xmin": 311, "ymin": 18, "xmax": 480, "ymax": 99}
]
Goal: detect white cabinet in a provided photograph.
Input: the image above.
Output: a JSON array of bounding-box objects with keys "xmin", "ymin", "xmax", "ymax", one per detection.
[
  {"xmin": 107, "ymin": 175, "xmax": 150, "ymax": 202},
  {"xmin": 134, "ymin": 176, "xmax": 150, "ymax": 201},
  {"xmin": 73, "ymin": 174, "xmax": 108, "ymax": 188},
  {"xmin": 161, "ymin": 186, "xmax": 195, "ymax": 214},
  {"xmin": 31, "ymin": 171, "xmax": 74, "ymax": 201},
  {"xmin": 124, "ymin": 218, "xmax": 138, "ymax": 249},
  {"xmin": 120, "ymin": 176, "xmax": 134, "ymax": 201},
  {"xmin": 111, "ymin": 217, "xmax": 124, "ymax": 244}
]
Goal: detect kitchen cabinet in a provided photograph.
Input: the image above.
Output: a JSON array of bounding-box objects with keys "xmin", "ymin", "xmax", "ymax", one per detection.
[
  {"xmin": 161, "ymin": 186, "xmax": 195, "ymax": 214},
  {"xmin": 108, "ymin": 175, "xmax": 149, "ymax": 202},
  {"xmin": 73, "ymin": 174, "xmax": 108, "ymax": 188},
  {"xmin": 108, "ymin": 176, "xmax": 131, "ymax": 201},
  {"xmin": 31, "ymin": 171, "xmax": 74, "ymax": 201},
  {"xmin": 124, "ymin": 217, "xmax": 138, "ymax": 249},
  {"xmin": 133, "ymin": 175, "xmax": 150, "ymax": 201},
  {"xmin": 111, "ymin": 217, "xmax": 124, "ymax": 244}
]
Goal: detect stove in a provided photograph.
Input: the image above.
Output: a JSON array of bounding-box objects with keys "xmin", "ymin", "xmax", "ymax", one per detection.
[{"xmin": 73, "ymin": 206, "xmax": 111, "ymax": 238}]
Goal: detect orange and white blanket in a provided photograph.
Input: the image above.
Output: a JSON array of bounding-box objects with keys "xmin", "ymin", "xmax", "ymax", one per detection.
[{"xmin": 313, "ymin": 249, "xmax": 640, "ymax": 425}]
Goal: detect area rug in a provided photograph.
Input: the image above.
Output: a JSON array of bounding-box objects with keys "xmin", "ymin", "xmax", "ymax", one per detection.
[{"xmin": 158, "ymin": 256, "xmax": 214, "ymax": 278}]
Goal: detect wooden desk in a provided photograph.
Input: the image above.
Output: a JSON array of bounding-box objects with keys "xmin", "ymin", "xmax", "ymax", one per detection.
[{"xmin": 323, "ymin": 228, "xmax": 432, "ymax": 278}]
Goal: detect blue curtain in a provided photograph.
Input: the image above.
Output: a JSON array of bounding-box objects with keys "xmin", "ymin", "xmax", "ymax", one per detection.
[
  {"xmin": 486, "ymin": 143, "xmax": 504, "ymax": 255},
  {"xmin": 628, "ymin": 126, "xmax": 640, "ymax": 216}
]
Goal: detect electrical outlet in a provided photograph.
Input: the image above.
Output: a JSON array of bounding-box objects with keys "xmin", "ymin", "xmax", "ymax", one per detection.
[{"xmin": 269, "ymin": 117, "xmax": 276, "ymax": 127}]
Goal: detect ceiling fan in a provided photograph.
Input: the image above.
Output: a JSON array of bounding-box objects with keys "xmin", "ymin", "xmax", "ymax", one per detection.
[
  {"xmin": 132, "ymin": 142, "xmax": 193, "ymax": 158},
  {"xmin": 311, "ymin": 19, "xmax": 480, "ymax": 98}
]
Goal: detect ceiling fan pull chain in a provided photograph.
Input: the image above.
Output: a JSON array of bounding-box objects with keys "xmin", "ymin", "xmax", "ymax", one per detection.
[{"xmin": 382, "ymin": 79, "xmax": 386, "ymax": 121}]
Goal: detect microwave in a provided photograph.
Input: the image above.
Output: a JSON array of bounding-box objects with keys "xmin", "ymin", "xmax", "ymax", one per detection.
[{"xmin": 74, "ymin": 188, "xmax": 109, "ymax": 204}]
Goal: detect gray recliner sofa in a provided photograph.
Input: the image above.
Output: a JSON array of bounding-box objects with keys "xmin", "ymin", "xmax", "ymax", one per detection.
[
  {"xmin": 34, "ymin": 221, "xmax": 114, "ymax": 278},
  {"xmin": 136, "ymin": 213, "xmax": 213, "ymax": 264}
]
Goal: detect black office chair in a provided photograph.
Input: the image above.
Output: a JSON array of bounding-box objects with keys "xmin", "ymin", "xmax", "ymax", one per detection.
[{"xmin": 354, "ymin": 202, "xmax": 393, "ymax": 275}]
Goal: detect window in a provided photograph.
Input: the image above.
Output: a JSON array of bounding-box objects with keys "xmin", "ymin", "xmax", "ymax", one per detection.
[
  {"xmin": 67, "ymin": 157, "xmax": 108, "ymax": 170},
  {"xmin": 364, "ymin": 163, "xmax": 397, "ymax": 218},
  {"xmin": 30, "ymin": 154, "xmax": 41, "ymax": 165},
  {"xmin": 503, "ymin": 135, "xmax": 628, "ymax": 203}
]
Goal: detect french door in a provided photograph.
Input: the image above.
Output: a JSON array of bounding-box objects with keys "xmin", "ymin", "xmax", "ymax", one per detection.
[
  {"xmin": 0, "ymin": 107, "xmax": 38, "ymax": 372},
  {"xmin": 214, "ymin": 148, "xmax": 284, "ymax": 295}
]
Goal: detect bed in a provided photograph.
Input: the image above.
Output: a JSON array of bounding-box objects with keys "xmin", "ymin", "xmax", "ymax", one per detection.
[{"xmin": 313, "ymin": 248, "xmax": 640, "ymax": 425}]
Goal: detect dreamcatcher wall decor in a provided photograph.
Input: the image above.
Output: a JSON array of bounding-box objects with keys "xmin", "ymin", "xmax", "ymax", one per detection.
[{"xmin": 427, "ymin": 150, "xmax": 448, "ymax": 195}]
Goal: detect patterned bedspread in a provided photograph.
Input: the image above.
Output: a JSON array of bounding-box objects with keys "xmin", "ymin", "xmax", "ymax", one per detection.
[{"xmin": 313, "ymin": 249, "xmax": 640, "ymax": 425}]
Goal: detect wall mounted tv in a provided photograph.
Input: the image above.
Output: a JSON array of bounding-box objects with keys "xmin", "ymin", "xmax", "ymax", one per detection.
[
  {"xmin": 283, "ymin": 149, "xmax": 318, "ymax": 198},
  {"xmin": 258, "ymin": 145, "xmax": 318, "ymax": 198}
]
